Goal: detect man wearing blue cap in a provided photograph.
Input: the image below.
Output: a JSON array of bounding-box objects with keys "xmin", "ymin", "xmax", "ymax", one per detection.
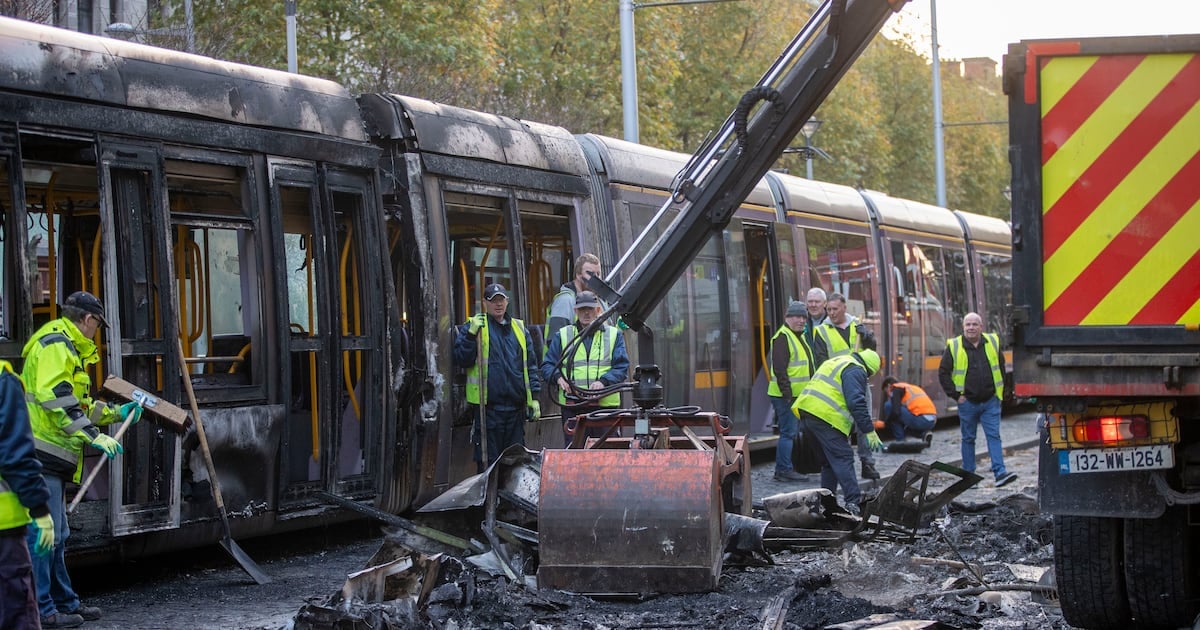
[{"xmin": 454, "ymin": 283, "xmax": 541, "ymax": 470}]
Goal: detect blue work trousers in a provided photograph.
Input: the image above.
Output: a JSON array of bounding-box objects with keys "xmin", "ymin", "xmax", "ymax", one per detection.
[
  {"xmin": 26, "ymin": 474, "xmax": 80, "ymax": 619},
  {"xmin": 0, "ymin": 528, "xmax": 39, "ymax": 628},
  {"xmin": 958, "ymin": 397, "xmax": 1008, "ymax": 481},
  {"xmin": 801, "ymin": 414, "xmax": 863, "ymax": 507},
  {"xmin": 770, "ymin": 396, "xmax": 800, "ymax": 473},
  {"xmin": 471, "ymin": 404, "xmax": 525, "ymax": 470},
  {"xmin": 882, "ymin": 401, "xmax": 936, "ymax": 440}
]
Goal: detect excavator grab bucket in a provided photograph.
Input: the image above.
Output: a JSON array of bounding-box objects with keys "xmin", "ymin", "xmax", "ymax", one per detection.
[{"xmin": 537, "ymin": 447, "xmax": 724, "ymax": 593}]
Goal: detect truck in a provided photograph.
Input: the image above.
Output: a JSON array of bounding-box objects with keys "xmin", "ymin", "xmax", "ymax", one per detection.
[{"xmin": 1005, "ymin": 34, "xmax": 1200, "ymax": 628}]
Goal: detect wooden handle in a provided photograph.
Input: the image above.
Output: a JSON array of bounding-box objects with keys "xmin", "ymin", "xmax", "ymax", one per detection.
[{"xmin": 177, "ymin": 339, "xmax": 228, "ymax": 514}]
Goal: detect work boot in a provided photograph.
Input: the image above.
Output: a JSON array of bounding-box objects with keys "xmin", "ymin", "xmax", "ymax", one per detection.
[
  {"xmin": 41, "ymin": 612, "xmax": 84, "ymax": 628},
  {"xmin": 861, "ymin": 462, "xmax": 881, "ymax": 480},
  {"xmin": 68, "ymin": 604, "xmax": 102, "ymax": 621},
  {"xmin": 923, "ymin": 432, "xmax": 934, "ymax": 448},
  {"xmin": 774, "ymin": 468, "xmax": 805, "ymax": 481}
]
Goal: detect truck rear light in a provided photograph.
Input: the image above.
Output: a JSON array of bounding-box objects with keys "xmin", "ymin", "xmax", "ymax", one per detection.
[{"xmin": 1072, "ymin": 415, "xmax": 1149, "ymax": 445}]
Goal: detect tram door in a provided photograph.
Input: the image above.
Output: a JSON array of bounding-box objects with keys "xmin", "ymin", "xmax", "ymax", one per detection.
[
  {"xmin": 273, "ymin": 164, "xmax": 381, "ymax": 502},
  {"xmin": 739, "ymin": 222, "xmax": 793, "ymax": 436},
  {"xmin": 445, "ymin": 186, "xmax": 572, "ymax": 471},
  {"xmin": 97, "ymin": 140, "xmax": 183, "ymax": 535}
]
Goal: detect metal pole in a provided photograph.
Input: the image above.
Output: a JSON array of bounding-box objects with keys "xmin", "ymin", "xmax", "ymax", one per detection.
[
  {"xmin": 931, "ymin": 0, "xmax": 946, "ymax": 207},
  {"xmin": 619, "ymin": 0, "xmax": 639, "ymax": 142},
  {"xmin": 286, "ymin": 0, "xmax": 298, "ymax": 73},
  {"xmin": 184, "ymin": 0, "xmax": 194, "ymax": 53},
  {"xmin": 805, "ymin": 138, "xmax": 814, "ymax": 180}
]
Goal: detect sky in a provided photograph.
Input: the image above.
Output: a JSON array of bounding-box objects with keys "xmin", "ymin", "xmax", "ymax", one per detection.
[{"xmin": 885, "ymin": 0, "xmax": 1200, "ymax": 63}]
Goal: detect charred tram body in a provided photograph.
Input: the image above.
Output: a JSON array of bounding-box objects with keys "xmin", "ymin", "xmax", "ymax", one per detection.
[{"xmin": 0, "ymin": 16, "xmax": 1011, "ymax": 562}]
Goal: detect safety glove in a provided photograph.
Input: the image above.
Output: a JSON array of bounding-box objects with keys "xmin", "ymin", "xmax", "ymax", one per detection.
[
  {"xmin": 865, "ymin": 431, "xmax": 884, "ymax": 453},
  {"xmin": 527, "ymin": 400, "xmax": 541, "ymax": 422},
  {"xmin": 89, "ymin": 433, "xmax": 124, "ymax": 458},
  {"xmin": 32, "ymin": 513, "xmax": 54, "ymax": 555},
  {"xmin": 118, "ymin": 401, "xmax": 144, "ymax": 424},
  {"xmin": 467, "ymin": 314, "xmax": 486, "ymax": 335}
]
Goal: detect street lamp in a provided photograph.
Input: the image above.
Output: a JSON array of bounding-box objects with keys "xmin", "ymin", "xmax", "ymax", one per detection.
[
  {"xmin": 105, "ymin": 0, "xmax": 195, "ymax": 53},
  {"xmin": 800, "ymin": 117, "xmax": 822, "ymax": 180}
]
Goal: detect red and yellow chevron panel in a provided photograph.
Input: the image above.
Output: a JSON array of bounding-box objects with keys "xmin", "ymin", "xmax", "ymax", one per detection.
[{"xmin": 1039, "ymin": 51, "xmax": 1200, "ymax": 326}]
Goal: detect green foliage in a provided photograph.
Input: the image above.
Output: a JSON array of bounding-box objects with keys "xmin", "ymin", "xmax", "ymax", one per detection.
[{"xmin": 174, "ymin": 0, "xmax": 1010, "ymax": 218}]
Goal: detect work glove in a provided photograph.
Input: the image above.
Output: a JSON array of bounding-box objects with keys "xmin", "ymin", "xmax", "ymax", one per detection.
[
  {"xmin": 32, "ymin": 514, "xmax": 54, "ymax": 556},
  {"xmin": 856, "ymin": 324, "xmax": 877, "ymax": 351},
  {"xmin": 118, "ymin": 401, "xmax": 144, "ymax": 424},
  {"xmin": 527, "ymin": 400, "xmax": 541, "ymax": 422},
  {"xmin": 467, "ymin": 314, "xmax": 486, "ymax": 335},
  {"xmin": 865, "ymin": 431, "xmax": 884, "ymax": 453},
  {"xmin": 89, "ymin": 433, "xmax": 124, "ymax": 459}
]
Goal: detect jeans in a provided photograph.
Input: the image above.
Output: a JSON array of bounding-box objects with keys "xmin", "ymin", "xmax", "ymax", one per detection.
[
  {"xmin": 958, "ymin": 397, "xmax": 1007, "ymax": 480},
  {"xmin": 801, "ymin": 414, "xmax": 862, "ymax": 506},
  {"xmin": 25, "ymin": 474, "xmax": 80, "ymax": 619},
  {"xmin": 882, "ymin": 401, "xmax": 937, "ymax": 440},
  {"xmin": 770, "ymin": 396, "xmax": 799, "ymax": 473}
]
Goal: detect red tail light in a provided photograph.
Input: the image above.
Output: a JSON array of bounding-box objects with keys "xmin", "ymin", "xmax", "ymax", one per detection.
[{"xmin": 1072, "ymin": 415, "xmax": 1149, "ymax": 445}]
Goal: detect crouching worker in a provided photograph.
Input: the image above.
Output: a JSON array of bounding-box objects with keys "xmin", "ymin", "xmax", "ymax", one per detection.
[
  {"xmin": 881, "ymin": 377, "xmax": 936, "ymax": 448},
  {"xmin": 23, "ymin": 291, "xmax": 141, "ymax": 627},
  {"xmin": 453, "ymin": 283, "xmax": 541, "ymax": 471},
  {"xmin": 792, "ymin": 349, "xmax": 884, "ymax": 516}
]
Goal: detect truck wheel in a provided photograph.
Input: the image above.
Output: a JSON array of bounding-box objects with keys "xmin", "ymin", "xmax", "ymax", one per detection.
[
  {"xmin": 1054, "ymin": 515, "xmax": 1130, "ymax": 629},
  {"xmin": 1124, "ymin": 506, "xmax": 1198, "ymax": 627}
]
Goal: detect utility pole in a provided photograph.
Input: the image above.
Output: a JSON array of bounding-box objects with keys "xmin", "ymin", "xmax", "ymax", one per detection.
[
  {"xmin": 930, "ymin": 0, "xmax": 946, "ymax": 207},
  {"xmin": 286, "ymin": 0, "xmax": 298, "ymax": 74}
]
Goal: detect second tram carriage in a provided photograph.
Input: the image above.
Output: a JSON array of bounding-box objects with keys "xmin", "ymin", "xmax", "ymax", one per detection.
[{"xmin": 0, "ymin": 16, "xmax": 1010, "ymax": 560}]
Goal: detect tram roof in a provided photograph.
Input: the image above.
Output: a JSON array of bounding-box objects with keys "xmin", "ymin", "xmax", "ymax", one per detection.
[
  {"xmin": 0, "ymin": 16, "xmax": 366, "ymax": 141},
  {"xmin": 954, "ymin": 210, "xmax": 1012, "ymax": 250},
  {"xmin": 766, "ymin": 171, "xmax": 871, "ymax": 224},
  {"xmin": 861, "ymin": 190, "xmax": 964, "ymax": 239},
  {"xmin": 360, "ymin": 94, "xmax": 590, "ymax": 178},
  {"xmin": 576, "ymin": 134, "xmax": 775, "ymax": 209}
]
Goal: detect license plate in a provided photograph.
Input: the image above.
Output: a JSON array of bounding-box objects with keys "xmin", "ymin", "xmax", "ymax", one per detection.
[{"xmin": 1059, "ymin": 444, "xmax": 1174, "ymax": 474}]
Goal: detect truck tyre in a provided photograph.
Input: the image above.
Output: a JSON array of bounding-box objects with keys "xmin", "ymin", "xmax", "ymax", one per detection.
[
  {"xmin": 1123, "ymin": 506, "xmax": 1198, "ymax": 627},
  {"xmin": 1054, "ymin": 515, "xmax": 1130, "ymax": 629}
]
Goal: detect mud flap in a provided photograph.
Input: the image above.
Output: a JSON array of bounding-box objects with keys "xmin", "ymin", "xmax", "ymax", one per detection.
[{"xmin": 537, "ymin": 448, "xmax": 723, "ymax": 593}]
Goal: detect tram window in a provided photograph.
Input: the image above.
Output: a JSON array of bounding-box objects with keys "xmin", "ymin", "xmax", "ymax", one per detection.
[
  {"xmin": 628, "ymin": 201, "xmax": 688, "ymax": 405},
  {"xmin": 518, "ymin": 201, "xmax": 570, "ymax": 328},
  {"xmin": 914, "ymin": 245, "xmax": 949, "ymax": 354},
  {"xmin": 804, "ymin": 229, "xmax": 876, "ymax": 324},
  {"xmin": 334, "ymin": 189, "xmax": 370, "ymax": 478},
  {"xmin": 981, "ymin": 253, "xmax": 1012, "ymax": 347},
  {"xmin": 946, "ymin": 249, "xmax": 969, "ymax": 339},
  {"xmin": 168, "ymin": 163, "xmax": 260, "ymax": 389}
]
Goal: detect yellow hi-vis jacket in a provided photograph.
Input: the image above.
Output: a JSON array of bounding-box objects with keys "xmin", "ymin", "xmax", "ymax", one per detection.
[
  {"xmin": 465, "ymin": 316, "xmax": 533, "ymax": 408},
  {"xmin": 815, "ymin": 319, "xmax": 862, "ymax": 358},
  {"xmin": 0, "ymin": 360, "xmax": 47, "ymax": 530},
  {"xmin": 793, "ymin": 354, "xmax": 860, "ymax": 435},
  {"xmin": 767, "ymin": 325, "xmax": 811, "ymax": 398},
  {"xmin": 22, "ymin": 317, "xmax": 120, "ymax": 482},
  {"xmin": 555, "ymin": 325, "xmax": 621, "ymax": 407},
  {"xmin": 948, "ymin": 333, "xmax": 1004, "ymax": 401}
]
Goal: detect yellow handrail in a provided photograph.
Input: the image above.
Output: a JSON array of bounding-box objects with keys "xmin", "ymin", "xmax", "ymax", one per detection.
[
  {"xmin": 305, "ymin": 234, "xmax": 319, "ymax": 463},
  {"xmin": 338, "ymin": 224, "xmax": 361, "ymax": 421}
]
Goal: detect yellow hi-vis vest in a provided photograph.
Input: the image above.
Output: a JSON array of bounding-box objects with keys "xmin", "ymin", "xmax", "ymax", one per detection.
[
  {"xmin": 0, "ymin": 360, "xmax": 32, "ymax": 530},
  {"xmin": 465, "ymin": 316, "xmax": 533, "ymax": 408},
  {"xmin": 767, "ymin": 325, "xmax": 811, "ymax": 398},
  {"xmin": 793, "ymin": 354, "xmax": 860, "ymax": 436},
  {"xmin": 815, "ymin": 319, "xmax": 861, "ymax": 359},
  {"xmin": 555, "ymin": 324, "xmax": 620, "ymax": 407},
  {"xmin": 948, "ymin": 332, "xmax": 1003, "ymax": 401}
]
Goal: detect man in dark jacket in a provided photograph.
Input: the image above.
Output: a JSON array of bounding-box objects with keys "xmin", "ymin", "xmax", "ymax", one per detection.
[
  {"xmin": 0, "ymin": 359, "xmax": 54, "ymax": 628},
  {"xmin": 545, "ymin": 253, "xmax": 602, "ymax": 343},
  {"xmin": 793, "ymin": 349, "xmax": 884, "ymax": 515},
  {"xmin": 541, "ymin": 291, "xmax": 628, "ymax": 447},
  {"xmin": 454, "ymin": 283, "xmax": 542, "ymax": 470},
  {"xmin": 938, "ymin": 312, "xmax": 1016, "ymax": 487}
]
